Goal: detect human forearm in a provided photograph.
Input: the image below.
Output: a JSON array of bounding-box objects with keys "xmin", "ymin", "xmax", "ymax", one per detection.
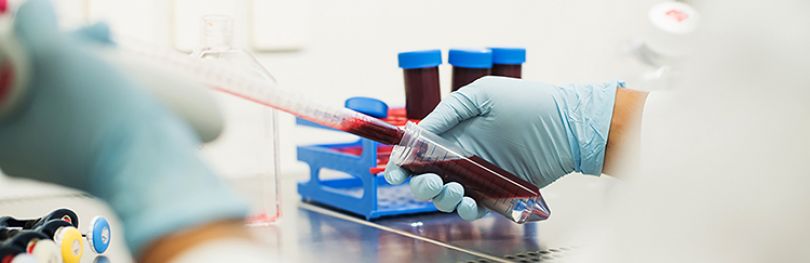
[
  {"xmin": 139, "ymin": 220, "xmax": 253, "ymax": 263},
  {"xmin": 603, "ymin": 88, "xmax": 649, "ymax": 176}
]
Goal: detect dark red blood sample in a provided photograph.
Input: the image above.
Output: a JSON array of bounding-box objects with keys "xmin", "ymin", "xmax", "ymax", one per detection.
[
  {"xmin": 490, "ymin": 47, "xmax": 525, "ymax": 79},
  {"xmin": 401, "ymin": 156, "xmax": 539, "ymax": 200},
  {"xmin": 403, "ymin": 67, "xmax": 441, "ymax": 119},
  {"xmin": 341, "ymin": 117, "xmax": 404, "ymax": 145},
  {"xmin": 491, "ymin": 64, "xmax": 522, "ymax": 79},
  {"xmin": 451, "ymin": 67, "xmax": 490, "ymax": 91}
]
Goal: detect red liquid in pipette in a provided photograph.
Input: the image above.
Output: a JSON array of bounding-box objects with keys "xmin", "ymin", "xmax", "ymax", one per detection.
[
  {"xmin": 336, "ymin": 116, "xmax": 548, "ymax": 220},
  {"xmin": 341, "ymin": 117, "xmax": 404, "ymax": 145},
  {"xmin": 340, "ymin": 117, "xmax": 539, "ymax": 199},
  {"xmin": 401, "ymin": 156, "xmax": 539, "ymax": 199}
]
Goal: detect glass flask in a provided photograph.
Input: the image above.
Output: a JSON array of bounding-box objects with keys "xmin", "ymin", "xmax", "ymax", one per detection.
[{"xmin": 195, "ymin": 15, "xmax": 280, "ymax": 225}]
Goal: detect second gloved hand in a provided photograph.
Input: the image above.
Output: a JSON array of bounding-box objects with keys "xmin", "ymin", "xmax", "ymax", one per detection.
[
  {"xmin": 384, "ymin": 76, "xmax": 621, "ymax": 220},
  {"xmin": 0, "ymin": 0, "xmax": 247, "ymax": 255}
]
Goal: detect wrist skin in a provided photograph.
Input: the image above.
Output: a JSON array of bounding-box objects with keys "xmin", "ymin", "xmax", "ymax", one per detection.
[
  {"xmin": 139, "ymin": 220, "xmax": 253, "ymax": 263},
  {"xmin": 603, "ymin": 88, "xmax": 649, "ymax": 176}
]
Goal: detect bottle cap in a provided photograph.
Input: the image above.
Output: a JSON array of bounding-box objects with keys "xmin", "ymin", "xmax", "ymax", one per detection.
[
  {"xmin": 345, "ymin": 97, "xmax": 389, "ymax": 119},
  {"xmin": 398, "ymin": 49, "xmax": 442, "ymax": 69},
  {"xmin": 490, "ymin": 47, "xmax": 526, "ymax": 65},
  {"xmin": 54, "ymin": 227, "xmax": 83, "ymax": 263},
  {"xmin": 448, "ymin": 48, "xmax": 492, "ymax": 69},
  {"xmin": 87, "ymin": 216, "xmax": 111, "ymax": 254}
]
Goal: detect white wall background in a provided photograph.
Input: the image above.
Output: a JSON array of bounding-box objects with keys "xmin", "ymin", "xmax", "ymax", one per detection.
[{"xmin": 50, "ymin": 0, "xmax": 664, "ymax": 175}]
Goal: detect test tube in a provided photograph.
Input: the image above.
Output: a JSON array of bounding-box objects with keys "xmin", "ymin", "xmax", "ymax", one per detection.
[
  {"xmin": 449, "ymin": 49, "xmax": 492, "ymax": 91},
  {"xmin": 490, "ymin": 47, "xmax": 526, "ymax": 79},
  {"xmin": 391, "ymin": 122, "xmax": 551, "ymax": 223},
  {"xmin": 398, "ymin": 50, "xmax": 442, "ymax": 120}
]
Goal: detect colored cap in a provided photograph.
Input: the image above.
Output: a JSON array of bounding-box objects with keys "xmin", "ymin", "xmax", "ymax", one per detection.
[
  {"xmin": 345, "ymin": 97, "xmax": 389, "ymax": 119},
  {"xmin": 398, "ymin": 49, "xmax": 442, "ymax": 69},
  {"xmin": 448, "ymin": 48, "xmax": 492, "ymax": 69},
  {"xmin": 54, "ymin": 227, "xmax": 83, "ymax": 263},
  {"xmin": 87, "ymin": 216, "xmax": 111, "ymax": 254},
  {"xmin": 490, "ymin": 47, "xmax": 526, "ymax": 65}
]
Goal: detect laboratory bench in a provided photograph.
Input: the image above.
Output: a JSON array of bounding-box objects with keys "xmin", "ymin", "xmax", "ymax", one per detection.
[{"xmin": 0, "ymin": 173, "xmax": 615, "ymax": 262}]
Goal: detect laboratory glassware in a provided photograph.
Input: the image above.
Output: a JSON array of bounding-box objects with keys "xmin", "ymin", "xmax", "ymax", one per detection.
[
  {"xmin": 0, "ymin": 20, "xmax": 550, "ymax": 224},
  {"xmin": 449, "ymin": 48, "xmax": 492, "ymax": 91},
  {"xmin": 193, "ymin": 15, "xmax": 281, "ymax": 225},
  {"xmin": 391, "ymin": 123, "xmax": 550, "ymax": 223},
  {"xmin": 490, "ymin": 47, "xmax": 525, "ymax": 79},
  {"xmin": 397, "ymin": 50, "xmax": 442, "ymax": 120},
  {"xmin": 296, "ymin": 99, "xmax": 438, "ymax": 220}
]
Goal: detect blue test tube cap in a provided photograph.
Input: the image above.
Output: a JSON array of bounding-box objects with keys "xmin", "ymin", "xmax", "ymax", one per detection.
[
  {"xmin": 345, "ymin": 97, "xmax": 389, "ymax": 119},
  {"xmin": 490, "ymin": 47, "xmax": 526, "ymax": 65},
  {"xmin": 398, "ymin": 49, "xmax": 442, "ymax": 69},
  {"xmin": 448, "ymin": 48, "xmax": 493, "ymax": 69},
  {"xmin": 87, "ymin": 216, "xmax": 111, "ymax": 254}
]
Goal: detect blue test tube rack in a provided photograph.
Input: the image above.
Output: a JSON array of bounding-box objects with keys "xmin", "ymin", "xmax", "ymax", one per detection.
[{"xmin": 295, "ymin": 98, "xmax": 438, "ymax": 220}]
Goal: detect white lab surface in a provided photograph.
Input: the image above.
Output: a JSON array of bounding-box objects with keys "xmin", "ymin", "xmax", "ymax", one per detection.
[{"xmin": 170, "ymin": 239, "xmax": 275, "ymax": 263}]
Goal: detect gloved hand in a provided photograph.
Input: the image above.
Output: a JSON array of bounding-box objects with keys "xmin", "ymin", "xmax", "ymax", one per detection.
[
  {"xmin": 385, "ymin": 76, "xmax": 622, "ymax": 220},
  {"xmin": 0, "ymin": 0, "xmax": 246, "ymax": 255}
]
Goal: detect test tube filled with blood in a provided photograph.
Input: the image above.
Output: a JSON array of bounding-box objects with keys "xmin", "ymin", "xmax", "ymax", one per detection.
[
  {"xmin": 490, "ymin": 47, "xmax": 526, "ymax": 79},
  {"xmin": 449, "ymin": 48, "xmax": 492, "ymax": 91},
  {"xmin": 398, "ymin": 50, "xmax": 442, "ymax": 120}
]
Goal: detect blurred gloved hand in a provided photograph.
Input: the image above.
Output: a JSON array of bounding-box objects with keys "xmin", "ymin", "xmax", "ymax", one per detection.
[
  {"xmin": 385, "ymin": 76, "xmax": 622, "ymax": 220},
  {"xmin": 0, "ymin": 0, "xmax": 246, "ymax": 255}
]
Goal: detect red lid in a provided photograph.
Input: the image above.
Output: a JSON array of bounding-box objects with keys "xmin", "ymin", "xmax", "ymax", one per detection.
[{"xmin": 0, "ymin": 0, "xmax": 8, "ymax": 14}]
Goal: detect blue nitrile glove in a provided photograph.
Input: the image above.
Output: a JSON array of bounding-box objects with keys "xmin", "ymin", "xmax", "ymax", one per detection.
[
  {"xmin": 0, "ymin": 0, "xmax": 247, "ymax": 255},
  {"xmin": 385, "ymin": 76, "xmax": 622, "ymax": 220}
]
